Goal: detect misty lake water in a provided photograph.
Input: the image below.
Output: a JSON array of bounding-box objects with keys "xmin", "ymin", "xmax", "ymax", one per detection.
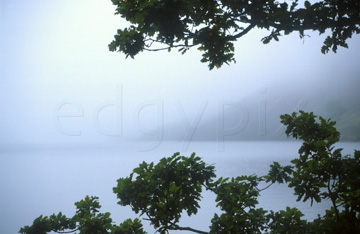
[{"xmin": 1, "ymin": 141, "xmax": 358, "ymax": 233}]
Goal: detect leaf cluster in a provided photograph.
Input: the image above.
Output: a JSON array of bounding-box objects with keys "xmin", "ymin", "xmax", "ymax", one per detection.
[
  {"xmin": 280, "ymin": 111, "xmax": 360, "ymax": 232},
  {"xmin": 113, "ymin": 152, "xmax": 216, "ymax": 233},
  {"xmin": 19, "ymin": 196, "xmax": 147, "ymax": 234},
  {"xmin": 109, "ymin": 0, "xmax": 360, "ymax": 69},
  {"xmin": 209, "ymin": 176, "xmax": 268, "ymax": 233}
]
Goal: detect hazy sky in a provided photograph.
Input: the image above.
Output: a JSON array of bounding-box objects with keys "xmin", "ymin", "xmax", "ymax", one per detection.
[{"xmin": 1, "ymin": 0, "xmax": 360, "ymax": 149}]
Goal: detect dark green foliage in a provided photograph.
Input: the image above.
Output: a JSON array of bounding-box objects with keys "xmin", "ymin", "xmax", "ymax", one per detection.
[
  {"xmin": 20, "ymin": 111, "xmax": 360, "ymax": 233},
  {"xmin": 109, "ymin": 0, "xmax": 360, "ymax": 69},
  {"xmin": 266, "ymin": 207, "xmax": 309, "ymax": 234},
  {"xmin": 265, "ymin": 161, "xmax": 293, "ymax": 184},
  {"xmin": 19, "ymin": 196, "xmax": 147, "ymax": 234},
  {"xmin": 113, "ymin": 152, "xmax": 216, "ymax": 233},
  {"xmin": 280, "ymin": 111, "xmax": 360, "ymax": 233},
  {"xmin": 113, "ymin": 218, "xmax": 147, "ymax": 234},
  {"xmin": 209, "ymin": 176, "xmax": 268, "ymax": 233},
  {"xmin": 281, "ymin": 111, "xmax": 341, "ymax": 205},
  {"xmin": 73, "ymin": 196, "xmax": 113, "ymax": 234},
  {"xmin": 19, "ymin": 213, "xmax": 76, "ymax": 234}
]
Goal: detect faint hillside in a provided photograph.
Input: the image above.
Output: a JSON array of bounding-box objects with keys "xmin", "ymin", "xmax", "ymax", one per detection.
[
  {"xmin": 321, "ymin": 101, "xmax": 360, "ymax": 141},
  {"xmin": 138, "ymin": 74, "xmax": 360, "ymax": 142}
]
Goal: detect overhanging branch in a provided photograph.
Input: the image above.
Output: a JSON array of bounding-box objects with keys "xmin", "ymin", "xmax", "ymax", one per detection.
[
  {"xmin": 170, "ymin": 225, "xmax": 209, "ymax": 234},
  {"xmin": 144, "ymin": 43, "xmax": 197, "ymax": 52},
  {"xmin": 57, "ymin": 229, "xmax": 79, "ymax": 234},
  {"xmin": 228, "ymin": 23, "xmax": 256, "ymax": 40}
]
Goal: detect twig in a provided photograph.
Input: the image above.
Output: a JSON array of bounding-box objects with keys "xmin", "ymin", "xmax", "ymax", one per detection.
[{"xmin": 57, "ymin": 229, "xmax": 79, "ymax": 234}]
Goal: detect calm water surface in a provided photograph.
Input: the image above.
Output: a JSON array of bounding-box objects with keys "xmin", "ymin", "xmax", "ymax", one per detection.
[{"xmin": 0, "ymin": 141, "xmax": 358, "ymax": 233}]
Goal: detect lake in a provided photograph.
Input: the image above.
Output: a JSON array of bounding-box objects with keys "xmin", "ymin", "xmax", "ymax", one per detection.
[{"xmin": 0, "ymin": 141, "xmax": 358, "ymax": 233}]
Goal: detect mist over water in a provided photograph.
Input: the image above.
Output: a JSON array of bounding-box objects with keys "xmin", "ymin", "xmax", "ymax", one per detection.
[
  {"xmin": 3, "ymin": 141, "xmax": 358, "ymax": 234},
  {"xmin": 1, "ymin": 0, "xmax": 360, "ymax": 233}
]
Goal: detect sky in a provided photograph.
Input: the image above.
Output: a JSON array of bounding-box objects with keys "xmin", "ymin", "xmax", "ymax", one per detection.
[{"xmin": 1, "ymin": 0, "xmax": 360, "ymax": 149}]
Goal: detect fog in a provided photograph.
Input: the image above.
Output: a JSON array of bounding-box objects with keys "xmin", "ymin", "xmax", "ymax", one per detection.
[
  {"xmin": 1, "ymin": 0, "xmax": 359, "ymax": 151},
  {"xmin": 1, "ymin": 0, "xmax": 360, "ymax": 232}
]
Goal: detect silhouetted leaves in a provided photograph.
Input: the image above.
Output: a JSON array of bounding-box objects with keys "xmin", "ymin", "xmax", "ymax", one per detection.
[
  {"xmin": 109, "ymin": 0, "xmax": 360, "ymax": 69},
  {"xmin": 19, "ymin": 196, "xmax": 147, "ymax": 234},
  {"xmin": 20, "ymin": 112, "xmax": 360, "ymax": 234},
  {"xmin": 113, "ymin": 152, "xmax": 216, "ymax": 233}
]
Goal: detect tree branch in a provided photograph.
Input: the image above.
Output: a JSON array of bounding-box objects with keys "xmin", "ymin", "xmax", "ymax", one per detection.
[
  {"xmin": 56, "ymin": 229, "xmax": 79, "ymax": 234},
  {"xmin": 143, "ymin": 218, "xmax": 209, "ymax": 234},
  {"xmin": 143, "ymin": 38, "xmax": 197, "ymax": 52},
  {"xmin": 228, "ymin": 24, "xmax": 256, "ymax": 40},
  {"xmin": 327, "ymin": 177, "xmax": 340, "ymax": 221},
  {"xmin": 256, "ymin": 182, "xmax": 274, "ymax": 192},
  {"xmin": 251, "ymin": 17, "xmax": 360, "ymax": 33},
  {"xmin": 203, "ymin": 183, "xmax": 250, "ymax": 217},
  {"xmin": 170, "ymin": 225, "xmax": 208, "ymax": 234}
]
